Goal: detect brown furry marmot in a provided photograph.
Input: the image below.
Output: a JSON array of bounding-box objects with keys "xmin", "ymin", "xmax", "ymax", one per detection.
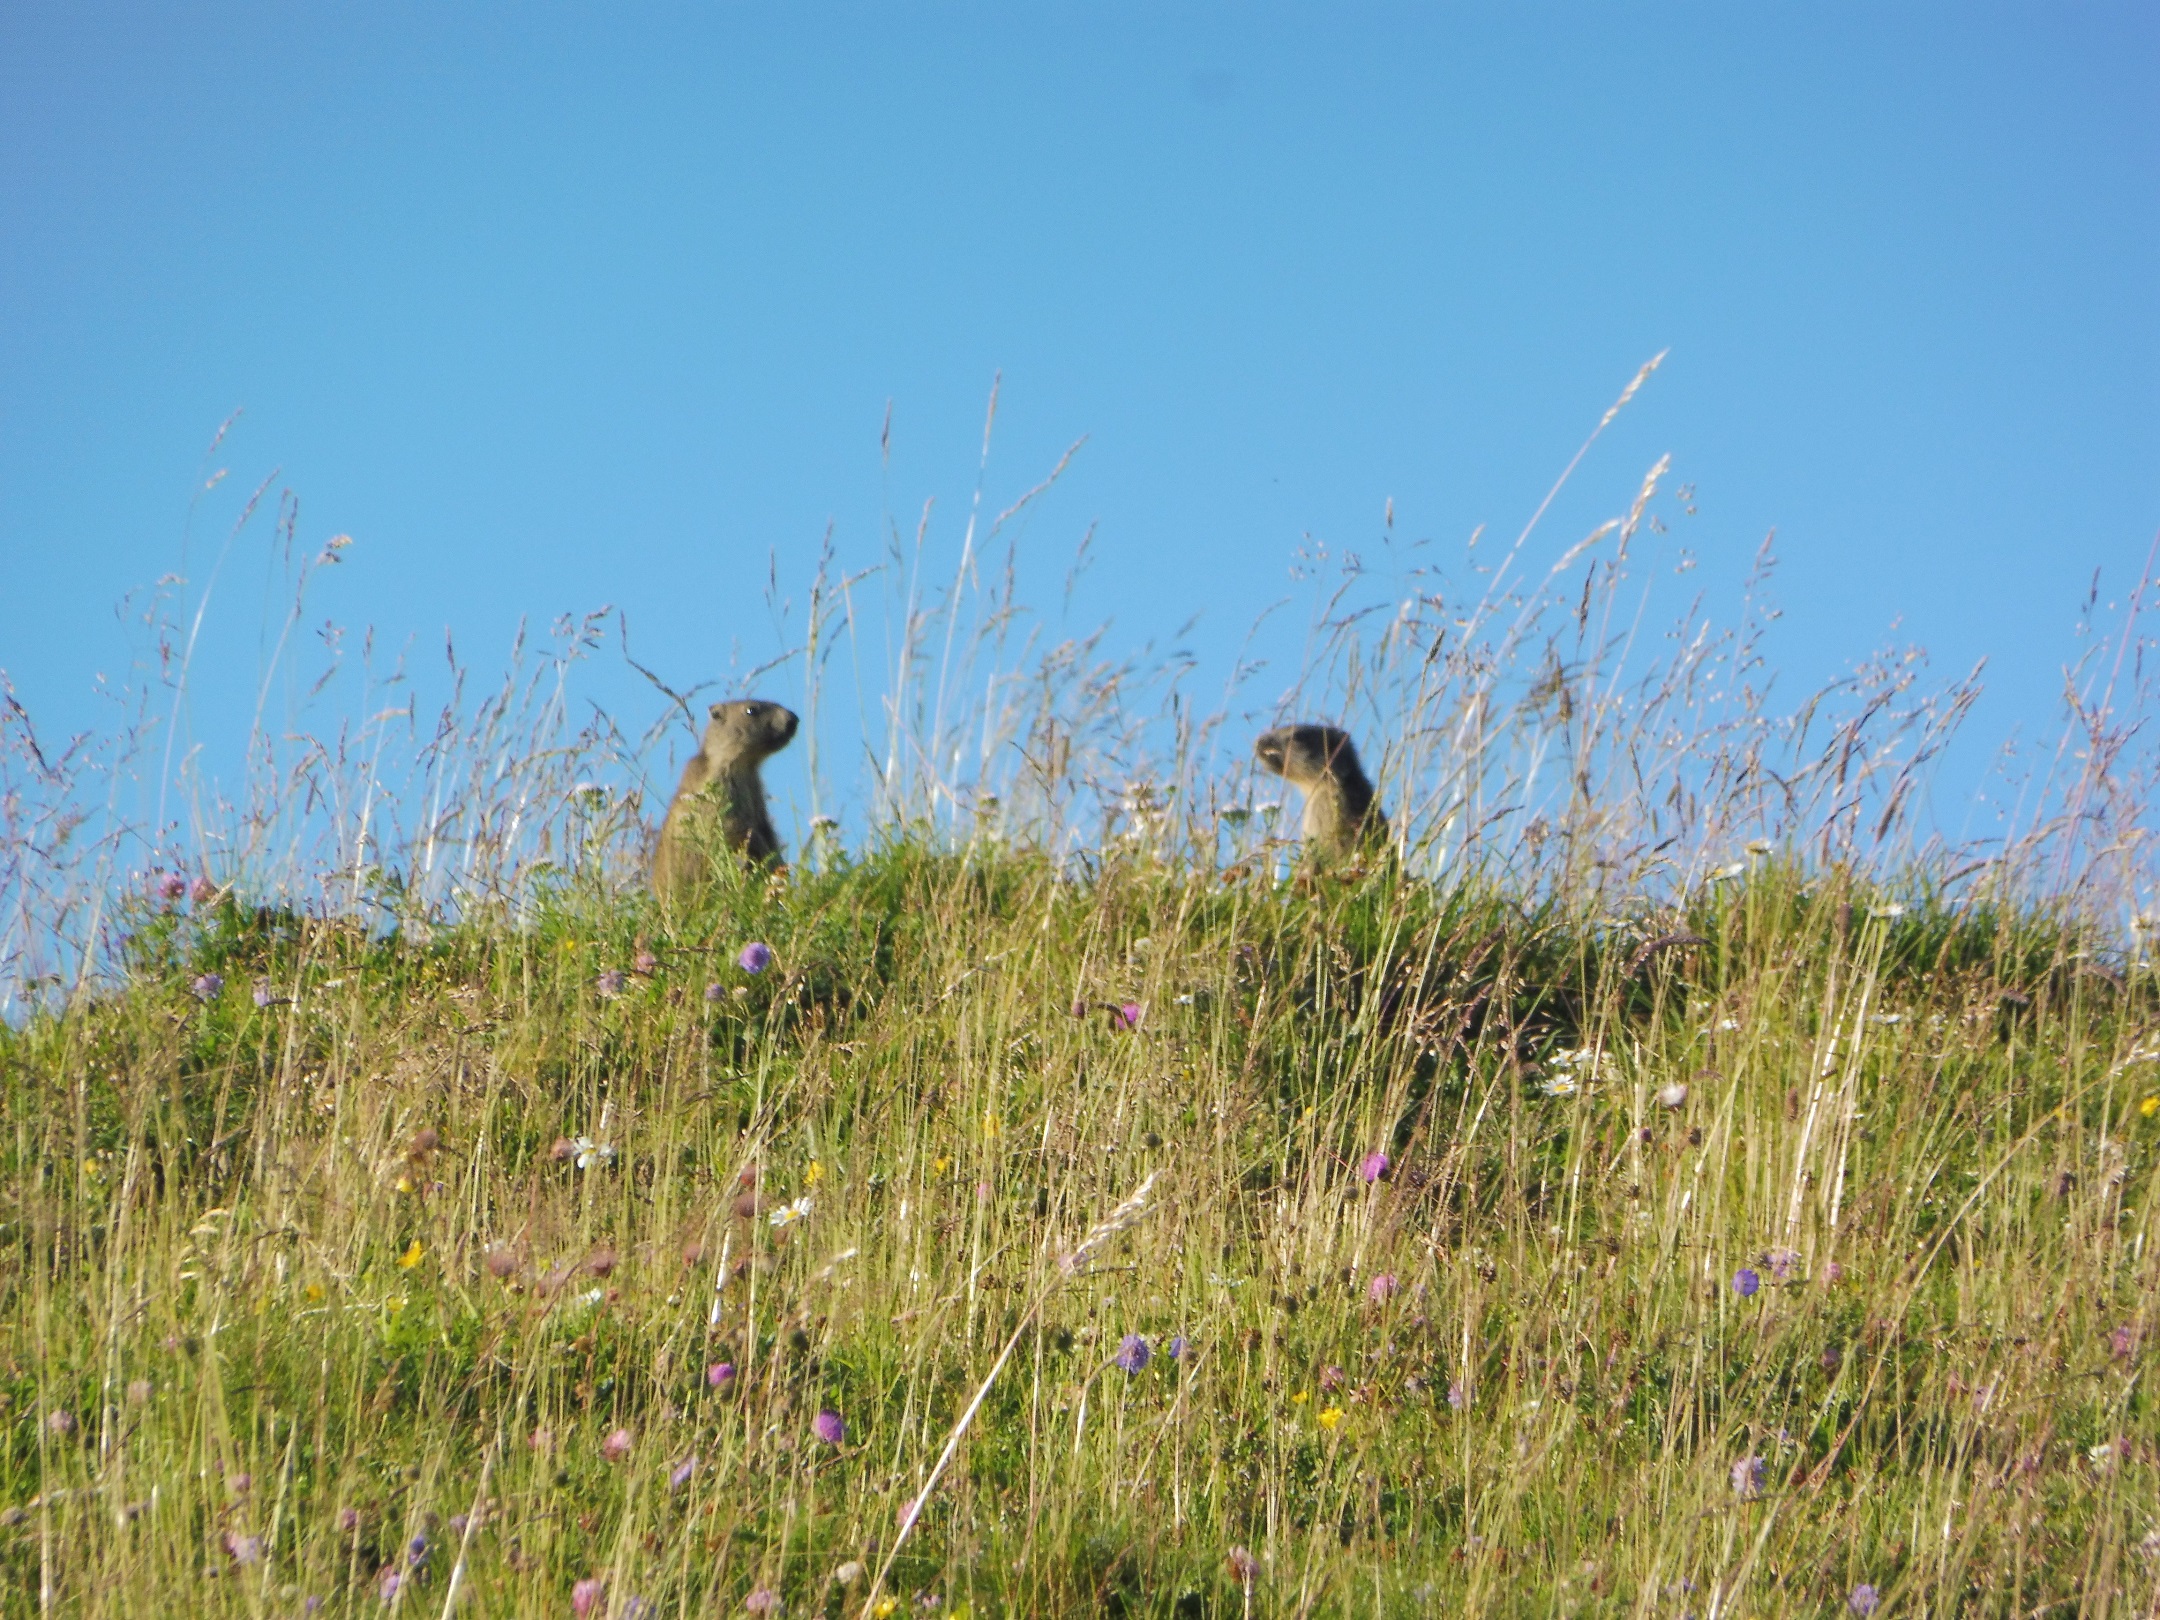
[
  {"xmin": 651, "ymin": 699, "xmax": 799, "ymax": 901},
  {"xmin": 1254, "ymin": 723, "xmax": 1387, "ymax": 860}
]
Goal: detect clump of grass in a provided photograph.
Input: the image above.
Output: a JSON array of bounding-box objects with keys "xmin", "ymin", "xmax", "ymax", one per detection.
[{"xmin": 3, "ymin": 847, "xmax": 2158, "ymax": 1615}]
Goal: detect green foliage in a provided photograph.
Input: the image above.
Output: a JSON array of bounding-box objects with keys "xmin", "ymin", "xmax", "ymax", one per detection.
[{"xmin": 0, "ymin": 846, "xmax": 2155, "ymax": 1615}]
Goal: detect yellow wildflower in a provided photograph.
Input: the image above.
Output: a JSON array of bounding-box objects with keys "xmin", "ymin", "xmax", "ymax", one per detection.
[
  {"xmin": 1289, "ymin": 1390, "xmax": 1309, "ymax": 1406},
  {"xmin": 1317, "ymin": 1406, "xmax": 1344, "ymax": 1431},
  {"xmin": 303, "ymin": 1282, "xmax": 326, "ymax": 1303},
  {"xmin": 2141, "ymin": 1095, "xmax": 2159, "ymax": 1118},
  {"xmin": 398, "ymin": 1239, "xmax": 424, "ymax": 1269},
  {"xmin": 805, "ymin": 1160, "xmax": 826, "ymax": 1186}
]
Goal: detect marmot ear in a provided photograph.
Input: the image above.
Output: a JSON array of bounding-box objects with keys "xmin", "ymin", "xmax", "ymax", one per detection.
[{"xmin": 707, "ymin": 703, "xmax": 726, "ymax": 720}]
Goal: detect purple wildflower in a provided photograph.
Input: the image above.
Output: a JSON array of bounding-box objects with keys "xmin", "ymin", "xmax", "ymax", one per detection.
[
  {"xmin": 1319, "ymin": 1364, "xmax": 1346, "ymax": 1393},
  {"xmin": 224, "ymin": 1531, "xmax": 263, "ymax": 1565},
  {"xmin": 1368, "ymin": 1272, "xmax": 1399, "ymax": 1303},
  {"xmin": 812, "ymin": 1409, "xmax": 845, "ymax": 1445},
  {"xmin": 1069, "ymin": 999, "xmax": 1088, "ymax": 1019},
  {"xmin": 633, "ymin": 950, "xmax": 660, "ymax": 975},
  {"xmin": 1730, "ymin": 1454, "xmax": 1766, "ymax": 1500},
  {"xmin": 338, "ymin": 1507, "xmax": 360, "ymax": 1533},
  {"xmin": 738, "ymin": 942, "xmax": 773, "ymax": 975},
  {"xmin": 744, "ymin": 1588, "xmax": 782, "ymax": 1615},
  {"xmin": 229, "ymin": 1472, "xmax": 252, "ymax": 1496},
  {"xmin": 408, "ymin": 1532, "xmax": 430, "ymax": 1564},
  {"xmin": 596, "ymin": 969, "xmax": 627, "ymax": 998},
  {"xmin": 1360, "ymin": 1151, "xmax": 1390, "ymax": 1184},
  {"xmin": 377, "ymin": 1568, "xmax": 402, "ymax": 1602},
  {"xmin": 157, "ymin": 872, "xmax": 188, "ymax": 902},
  {"xmin": 1114, "ymin": 1334, "xmax": 1151, "ymax": 1374},
  {"xmin": 1111, "ymin": 1002, "xmax": 1142, "ymax": 1031},
  {"xmin": 572, "ymin": 1578, "xmax": 605, "ymax": 1619},
  {"xmin": 1166, "ymin": 1335, "xmax": 1192, "ymax": 1361},
  {"xmin": 1732, "ymin": 1267, "xmax": 1761, "ymax": 1298},
  {"xmin": 1227, "ymin": 1546, "xmax": 1259, "ymax": 1588},
  {"xmin": 1766, "ymin": 1247, "xmax": 1802, "ymax": 1283},
  {"xmin": 705, "ymin": 981, "xmax": 726, "ymax": 1003},
  {"xmin": 191, "ymin": 972, "xmax": 224, "ymax": 1003},
  {"xmin": 306, "ymin": 1600, "xmax": 324, "ymax": 1614},
  {"xmin": 1848, "ymin": 1584, "xmax": 1880, "ymax": 1616},
  {"xmin": 671, "ymin": 1455, "xmax": 699, "ymax": 1491},
  {"xmin": 44, "ymin": 1409, "xmax": 73, "ymax": 1436},
  {"xmin": 601, "ymin": 1426, "xmax": 633, "ymax": 1461},
  {"xmin": 1823, "ymin": 1261, "xmax": 1845, "ymax": 1286},
  {"xmin": 708, "ymin": 1362, "xmax": 737, "ymax": 1390},
  {"xmin": 1447, "ymin": 1380, "xmax": 1469, "ymax": 1411},
  {"xmin": 2110, "ymin": 1325, "xmax": 2136, "ymax": 1359},
  {"xmin": 190, "ymin": 876, "xmax": 217, "ymax": 904},
  {"xmin": 251, "ymin": 980, "xmax": 277, "ymax": 1008}
]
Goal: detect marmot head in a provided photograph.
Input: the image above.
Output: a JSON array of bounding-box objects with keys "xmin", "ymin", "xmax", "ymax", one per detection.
[
  {"xmin": 1255, "ymin": 723, "xmax": 1362, "ymax": 787},
  {"xmin": 704, "ymin": 699, "xmax": 799, "ymax": 764}
]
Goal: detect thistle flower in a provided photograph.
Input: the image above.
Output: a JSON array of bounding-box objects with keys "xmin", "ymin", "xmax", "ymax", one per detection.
[
  {"xmin": 157, "ymin": 872, "xmax": 188, "ymax": 901},
  {"xmin": 1115, "ymin": 1334, "xmax": 1151, "ymax": 1374},
  {"xmin": 1360, "ymin": 1151, "xmax": 1390, "ymax": 1183},
  {"xmin": 738, "ymin": 942, "xmax": 773, "ymax": 974},
  {"xmin": 708, "ymin": 1362, "xmax": 737, "ymax": 1390},
  {"xmin": 2110, "ymin": 1325, "xmax": 2136, "ymax": 1359},
  {"xmin": 1848, "ymin": 1584, "xmax": 1880, "ymax": 1615},
  {"xmin": 1730, "ymin": 1454, "xmax": 1766, "ymax": 1499},
  {"xmin": 1319, "ymin": 1364, "xmax": 1346, "ymax": 1393},
  {"xmin": 485, "ymin": 1247, "xmax": 519, "ymax": 1280},
  {"xmin": 601, "ymin": 1426, "xmax": 633, "ymax": 1462},
  {"xmin": 224, "ymin": 1531, "xmax": 262, "ymax": 1564},
  {"xmin": 596, "ymin": 969, "xmax": 627, "ymax": 998},
  {"xmin": 190, "ymin": 876, "xmax": 217, "ymax": 904},
  {"xmin": 1732, "ymin": 1268, "xmax": 1761, "ymax": 1298},
  {"xmin": 633, "ymin": 950, "xmax": 660, "ymax": 976},
  {"xmin": 1368, "ymin": 1272, "xmax": 1399, "ymax": 1303},
  {"xmin": 1110, "ymin": 1002, "xmax": 1142, "ymax": 1031},
  {"xmin": 572, "ymin": 1578, "xmax": 605, "ymax": 1618},
  {"xmin": 44, "ymin": 1409, "xmax": 73, "ymax": 1436},
  {"xmin": 745, "ymin": 1591, "xmax": 781, "ymax": 1615},
  {"xmin": 813, "ymin": 1409, "xmax": 845, "ymax": 1445},
  {"xmin": 191, "ymin": 972, "xmax": 225, "ymax": 1002}
]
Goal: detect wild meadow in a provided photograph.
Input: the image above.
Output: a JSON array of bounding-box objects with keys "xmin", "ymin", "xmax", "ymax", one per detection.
[{"xmin": 3, "ymin": 388, "xmax": 2157, "ymax": 1615}]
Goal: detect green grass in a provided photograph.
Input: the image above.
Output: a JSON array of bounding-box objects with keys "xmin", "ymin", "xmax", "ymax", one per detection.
[{"xmin": 4, "ymin": 846, "xmax": 2157, "ymax": 1617}]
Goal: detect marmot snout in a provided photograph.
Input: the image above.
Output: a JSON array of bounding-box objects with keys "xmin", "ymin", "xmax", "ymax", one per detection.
[
  {"xmin": 1254, "ymin": 723, "xmax": 1387, "ymax": 860},
  {"xmin": 651, "ymin": 698, "xmax": 799, "ymax": 901}
]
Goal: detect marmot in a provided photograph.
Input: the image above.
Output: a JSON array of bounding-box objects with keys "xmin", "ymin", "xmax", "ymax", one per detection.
[
  {"xmin": 651, "ymin": 699, "xmax": 799, "ymax": 901},
  {"xmin": 1254, "ymin": 723, "xmax": 1388, "ymax": 860}
]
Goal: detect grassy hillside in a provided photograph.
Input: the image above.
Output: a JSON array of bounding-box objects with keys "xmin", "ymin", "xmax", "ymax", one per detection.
[{"xmin": 3, "ymin": 847, "xmax": 2155, "ymax": 1618}]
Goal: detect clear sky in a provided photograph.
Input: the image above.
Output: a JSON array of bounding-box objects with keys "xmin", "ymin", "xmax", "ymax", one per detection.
[{"xmin": 3, "ymin": 4, "xmax": 2155, "ymax": 847}]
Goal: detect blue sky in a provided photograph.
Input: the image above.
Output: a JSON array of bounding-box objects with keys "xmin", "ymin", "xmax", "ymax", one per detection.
[{"xmin": 3, "ymin": 4, "xmax": 2155, "ymax": 847}]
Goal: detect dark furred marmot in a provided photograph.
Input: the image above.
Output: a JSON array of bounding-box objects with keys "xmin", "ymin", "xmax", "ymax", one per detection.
[
  {"xmin": 651, "ymin": 699, "xmax": 799, "ymax": 901},
  {"xmin": 1254, "ymin": 723, "xmax": 1388, "ymax": 860}
]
